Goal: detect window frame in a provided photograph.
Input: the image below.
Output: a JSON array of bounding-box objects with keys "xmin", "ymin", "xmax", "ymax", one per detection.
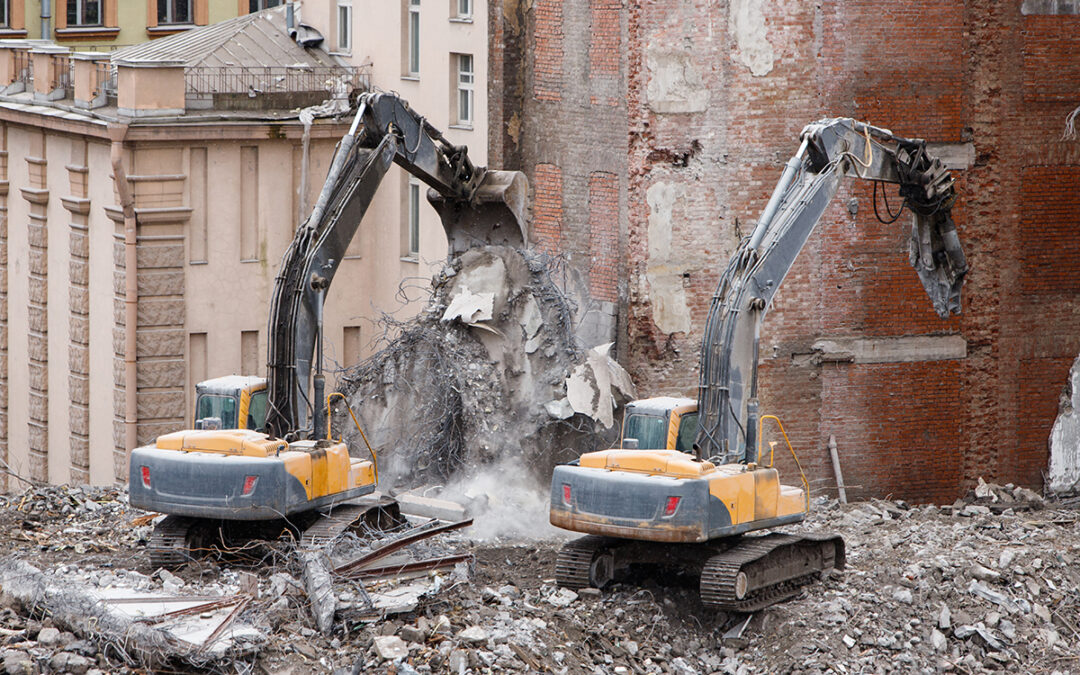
[
  {"xmin": 158, "ymin": 0, "xmax": 193, "ymax": 25},
  {"xmin": 67, "ymin": 0, "xmax": 103, "ymax": 27},
  {"xmin": 456, "ymin": 0, "xmax": 472, "ymax": 19},
  {"xmin": 336, "ymin": 0, "xmax": 352, "ymax": 53},
  {"xmin": 407, "ymin": 0, "xmax": 421, "ymax": 77},
  {"xmin": 0, "ymin": 0, "xmax": 9, "ymax": 28},
  {"xmin": 406, "ymin": 177, "xmax": 421, "ymax": 259},
  {"xmin": 248, "ymin": 0, "xmax": 282, "ymax": 12},
  {"xmin": 455, "ymin": 53, "xmax": 474, "ymax": 127}
]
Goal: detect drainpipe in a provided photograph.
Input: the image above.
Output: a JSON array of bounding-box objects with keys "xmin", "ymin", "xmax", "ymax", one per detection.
[
  {"xmin": 109, "ymin": 124, "xmax": 138, "ymax": 455},
  {"xmin": 40, "ymin": 0, "xmax": 50, "ymax": 40}
]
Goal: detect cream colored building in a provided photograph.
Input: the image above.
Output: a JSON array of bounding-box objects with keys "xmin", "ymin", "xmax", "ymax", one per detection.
[
  {"xmin": 0, "ymin": 3, "xmax": 491, "ymax": 491},
  {"xmin": 300, "ymin": 0, "xmax": 489, "ymax": 315}
]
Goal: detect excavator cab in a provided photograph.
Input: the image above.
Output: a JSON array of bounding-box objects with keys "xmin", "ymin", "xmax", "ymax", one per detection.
[
  {"xmin": 193, "ymin": 376, "xmax": 268, "ymax": 431},
  {"xmin": 620, "ymin": 397, "xmax": 698, "ymax": 452}
]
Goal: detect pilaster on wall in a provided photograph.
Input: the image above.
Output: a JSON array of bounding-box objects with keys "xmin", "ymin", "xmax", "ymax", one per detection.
[
  {"xmin": 111, "ymin": 227, "xmax": 125, "ymax": 481},
  {"xmin": 20, "ymin": 134, "xmax": 48, "ymax": 484},
  {"xmin": 63, "ymin": 141, "xmax": 91, "ymax": 484},
  {"xmin": 107, "ymin": 154, "xmax": 189, "ymax": 455}
]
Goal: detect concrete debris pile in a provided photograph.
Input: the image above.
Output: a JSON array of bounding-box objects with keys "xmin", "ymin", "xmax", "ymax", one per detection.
[
  {"xmin": 4, "ymin": 481, "xmax": 1080, "ymax": 673},
  {"xmin": 334, "ymin": 246, "xmax": 636, "ymax": 486}
]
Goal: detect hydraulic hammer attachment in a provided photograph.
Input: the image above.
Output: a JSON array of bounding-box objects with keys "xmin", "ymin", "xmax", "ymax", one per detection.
[{"xmin": 429, "ymin": 169, "xmax": 529, "ymax": 254}]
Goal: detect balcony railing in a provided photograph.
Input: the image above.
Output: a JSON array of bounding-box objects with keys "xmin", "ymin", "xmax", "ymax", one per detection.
[
  {"xmin": 184, "ymin": 64, "xmax": 369, "ymax": 97},
  {"xmin": 50, "ymin": 52, "xmax": 72, "ymax": 94},
  {"xmin": 13, "ymin": 49, "xmax": 30, "ymax": 85}
]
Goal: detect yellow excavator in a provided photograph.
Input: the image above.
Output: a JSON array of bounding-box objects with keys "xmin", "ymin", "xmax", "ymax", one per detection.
[
  {"xmin": 550, "ymin": 119, "xmax": 968, "ymax": 611},
  {"xmin": 128, "ymin": 92, "xmax": 527, "ymax": 566}
]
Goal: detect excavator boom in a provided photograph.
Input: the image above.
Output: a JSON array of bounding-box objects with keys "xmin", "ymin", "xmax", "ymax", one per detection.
[
  {"xmin": 265, "ymin": 92, "xmax": 528, "ymax": 439},
  {"xmin": 696, "ymin": 119, "xmax": 968, "ymax": 463}
]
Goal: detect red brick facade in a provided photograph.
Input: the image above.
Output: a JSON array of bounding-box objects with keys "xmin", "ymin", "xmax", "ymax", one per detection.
[
  {"xmin": 492, "ymin": 1, "xmax": 1080, "ymax": 502},
  {"xmin": 587, "ymin": 172, "xmax": 618, "ymax": 303}
]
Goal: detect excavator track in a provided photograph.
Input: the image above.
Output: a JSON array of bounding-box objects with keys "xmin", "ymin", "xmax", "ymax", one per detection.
[
  {"xmin": 555, "ymin": 536, "xmax": 618, "ymax": 590},
  {"xmin": 700, "ymin": 533, "xmax": 845, "ymax": 612},
  {"xmin": 148, "ymin": 515, "xmax": 198, "ymax": 569},
  {"xmin": 300, "ymin": 498, "xmax": 401, "ymax": 549}
]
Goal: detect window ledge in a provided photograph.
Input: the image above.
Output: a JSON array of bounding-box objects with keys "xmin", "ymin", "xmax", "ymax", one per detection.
[
  {"xmin": 401, "ymin": 255, "xmax": 419, "ymax": 263},
  {"xmin": 329, "ymin": 50, "xmax": 352, "ymax": 57},
  {"xmin": 55, "ymin": 26, "xmax": 121, "ymax": 40},
  {"xmin": 147, "ymin": 24, "xmax": 195, "ymax": 36},
  {"xmin": 448, "ymin": 124, "xmax": 474, "ymax": 131},
  {"xmin": 400, "ymin": 75, "xmax": 420, "ymax": 82},
  {"xmin": 449, "ymin": 17, "xmax": 473, "ymax": 23},
  {"xmin": 0, "ymin": 29, "xmax": 28, "ymax": 38}
]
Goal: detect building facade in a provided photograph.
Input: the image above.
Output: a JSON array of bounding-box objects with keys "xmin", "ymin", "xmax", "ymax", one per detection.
[
  {"xmin": 489, "ymin": 0, "xmax": 1080, "ymax": 502},
  {"xmin": 0, "ymin": 0, "xmax": 260, "ymax": 50},
  {"xmin": 301, "ymin": 0, "xmax": 490, "ymax": 321}
]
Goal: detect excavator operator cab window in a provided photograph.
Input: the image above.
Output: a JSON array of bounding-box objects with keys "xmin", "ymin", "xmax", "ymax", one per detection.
[
  {"xmin": 246, "ymin": 389, "xmax": 269, "ymax": 431},
  {"xmin": 675, "ymin": 412, "xmax": 699, "ymax": 455},
  {"xmin": 623, "ymin": 414, "xmax": 667, "ymax": 450},
  {"xmin": 196, "ymin": 394, "xmax": 239, "ymax": 430}
]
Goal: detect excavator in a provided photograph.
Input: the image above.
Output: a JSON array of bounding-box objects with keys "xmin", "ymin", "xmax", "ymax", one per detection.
[
  {"xmin": 550, "ymin": 119, "xmax": 968, "ymax": 611},
  {"xmin": 128, "ymin": 92, "xmax": 527, "ymax": 566}
]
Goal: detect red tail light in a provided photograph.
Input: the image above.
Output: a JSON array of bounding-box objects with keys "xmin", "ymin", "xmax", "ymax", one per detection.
[
  {"xmin": 664, "ymin": 496, "xmax": 681, "ymax": 517},
  {"xmin": 562, "ymin": 484, "xmax": 572, "ymax": 505},
  {"xmin": 140, "ymin": 466, "xmax": 151, "ymax": 489},
  {"xmin": 242, "ymin": 475, "xmax": 258, "ymax": 496}
]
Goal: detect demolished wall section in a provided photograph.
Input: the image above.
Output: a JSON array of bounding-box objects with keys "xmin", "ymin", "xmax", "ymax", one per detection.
[{"xmin": 499, "ymin": 0, "xmax": 1080, "ymax": 501}]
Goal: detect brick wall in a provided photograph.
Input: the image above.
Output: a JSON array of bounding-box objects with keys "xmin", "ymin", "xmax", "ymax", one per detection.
[{"xmin": 496, "ymin": 0, "xmax": 1080, "ymax": 502}]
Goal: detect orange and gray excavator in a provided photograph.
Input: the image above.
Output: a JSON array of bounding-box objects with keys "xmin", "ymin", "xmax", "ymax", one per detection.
[
  {"xmin": 550, "ymin": 119, "xmax": 968, "ymax": 611},
  {"xmin": 128, "ymin": 92, "xmax": 527, "ymax": 566}
]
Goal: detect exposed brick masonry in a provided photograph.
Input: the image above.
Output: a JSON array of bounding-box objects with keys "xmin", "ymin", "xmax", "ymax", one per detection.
[
  {"xmin": 532, "ymin": 0, "xmax": 563, "ymax": 102},
  {"xmin": 532, "ymin": 164, "xmax": 563, "ymax": 255},
  {"xmin": 587, "ymin": 172, "xmax": 618, "ymax": 303}
]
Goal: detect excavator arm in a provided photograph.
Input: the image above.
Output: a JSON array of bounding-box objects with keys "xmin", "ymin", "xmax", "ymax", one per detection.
[
  {"xmin": 264, "ymin": 92, "xmax": 528, "ymax": 440},
  {"xmin": 695, "ymin": 119, "xmax": 968, "ymax": 463}
]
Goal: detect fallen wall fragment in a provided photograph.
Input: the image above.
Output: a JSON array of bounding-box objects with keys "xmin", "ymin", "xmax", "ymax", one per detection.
[
  {"xmin": 334, "ymin": 247, "xmax": 635, "ymax": 490},
  {"xmin": 1049, "ymin": 354, "xmax": 1080, "ymax": 493}
]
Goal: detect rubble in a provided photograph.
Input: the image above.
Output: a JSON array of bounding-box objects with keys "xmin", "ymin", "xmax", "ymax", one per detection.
[
  {"xmin": 333, "ymin": 246, "xmax": 633, "ymax": 490},
  {"xmin": 4, "ymin": 479, "xmax": 1080, "ymax": 673}
]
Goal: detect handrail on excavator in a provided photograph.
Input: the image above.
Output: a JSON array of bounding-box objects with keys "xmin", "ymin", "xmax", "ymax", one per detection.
[
  {"xmin": 326, "ymin": 392, "xmax": 378, "ymax": 484},
  {"xmin": 758, "ymin": 414, "xmax": 810, "ymax": 514}
]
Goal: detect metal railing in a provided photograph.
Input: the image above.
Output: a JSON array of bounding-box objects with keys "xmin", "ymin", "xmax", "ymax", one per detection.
[
  {"xmin": 94, "ymin": 60, "xmax": 116, "ymax": 98},
  {"xmin": 50, "ymin": 53, "xmax": 72, "ymax": 93},
  {"xmin": 13, "ymin": 49, "xmax": 30, "ymax": 85},
  {"xmin": 184, "ymin": 64, "xmax": 369, "ymax": 96}
]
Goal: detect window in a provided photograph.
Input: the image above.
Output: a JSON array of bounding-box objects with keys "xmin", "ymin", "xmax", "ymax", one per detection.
[
  {"xmin": 623, "ymin": 414, "xmax": 668, "ymax": 450},
  {"xmin": 455, "ymin": 0, "xmax": 471, "ymax": 19},
  {"xmin": 248, "ymin": 0, "xmax": 281, "ymax": 12},
  {"xmin": 336, "ymin": 0, "xmax": 351, "ymax": 52},
  {"xmin": 455, "ymin": 53, "xmax": 474, "ymax": 126},
  {"xmin": 245, "ymin": 390, "xmax": 268, "ymax": 431},
  {"xmin": 0, "ymin": 1, "xmax": 8, "ymax": 27},
  {"xmin": 407, "ymin": 0, "xmax": 420, "ymax": 76},
  {"xmin": 674, "ymin": 412, "xmax": 698, "ymax": 454},
  {"xmin": 158, "ymin": 0, "xmax": 191, "ymax": 24},
  {"xmin": 196, "ymin": 394, "xmax": 238, "ymax": 429},
  {"xmin": 406, "ymin": 178, "xmax": 420, "ymax": 257},
  {"xmin": 67, "ymin": 0, "xmax": 101, "ymax": 26}
]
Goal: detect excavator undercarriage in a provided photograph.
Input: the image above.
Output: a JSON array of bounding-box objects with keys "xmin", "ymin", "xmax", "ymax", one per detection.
[{"xmin": 556, "ymin": 532, "xmax": 844, "ymax": 612}]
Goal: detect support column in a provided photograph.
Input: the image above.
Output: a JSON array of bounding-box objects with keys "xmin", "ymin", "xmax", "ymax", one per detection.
[
  {"xmin": 20, "ymin": 133, "xmax": 48, "ymax": 483},
  {"xmin": 62, "ymin": 141, "xmax": 90, "ymax": 484}
]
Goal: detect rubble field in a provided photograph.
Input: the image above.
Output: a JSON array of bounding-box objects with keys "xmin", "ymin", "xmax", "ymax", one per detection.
[{"xmin": 1, "ymin": 480, "xmax": 1079, "ymax": 674}]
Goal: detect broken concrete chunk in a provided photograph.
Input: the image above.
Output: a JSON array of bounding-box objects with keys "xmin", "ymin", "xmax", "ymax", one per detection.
[
  {"xmin": 442, "ymin": 285, "xmax": 495, "ymax": 325},
  {"xmin": 36, "ymin": 626, "xmax": 61, "ymax": 646},
  {"xmin": 930, "ymin": 629, "xmax": 947, "ymax": 652},
  {"xmin": 968, "ymin": 579, "xmax": 1028, "ymax": 614},
  {"xmin": 969, "ymin": 563, "xmax": 1001, "ymax": 583},
  {"xmin": 300, "ymin": 551, "xmax": 336, "ymax": 635},
  {"xmin": 544, "ymin": 398, "xmax": 575, "ymax": 420},
  {"xmin": 457, "ymin": 626, "xmax": 488, "ymax": 644},
  {"xmin": 546, "ymin": 588, "xmax": 578, "ymax": 608},
  {"xmin": 939, "ymin": 604, "xmax": 952, "ymax": 630},
  {"xmin": 394, "ymin": 493, "xmax": 468, "ymax": 522},
  {"xmin": 565, "ymin": 343, "xmax": 638, "ymax": 428},
  {"xmin": 373, "ymin": 635, "xmax": 409, "ymax": 661}
]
